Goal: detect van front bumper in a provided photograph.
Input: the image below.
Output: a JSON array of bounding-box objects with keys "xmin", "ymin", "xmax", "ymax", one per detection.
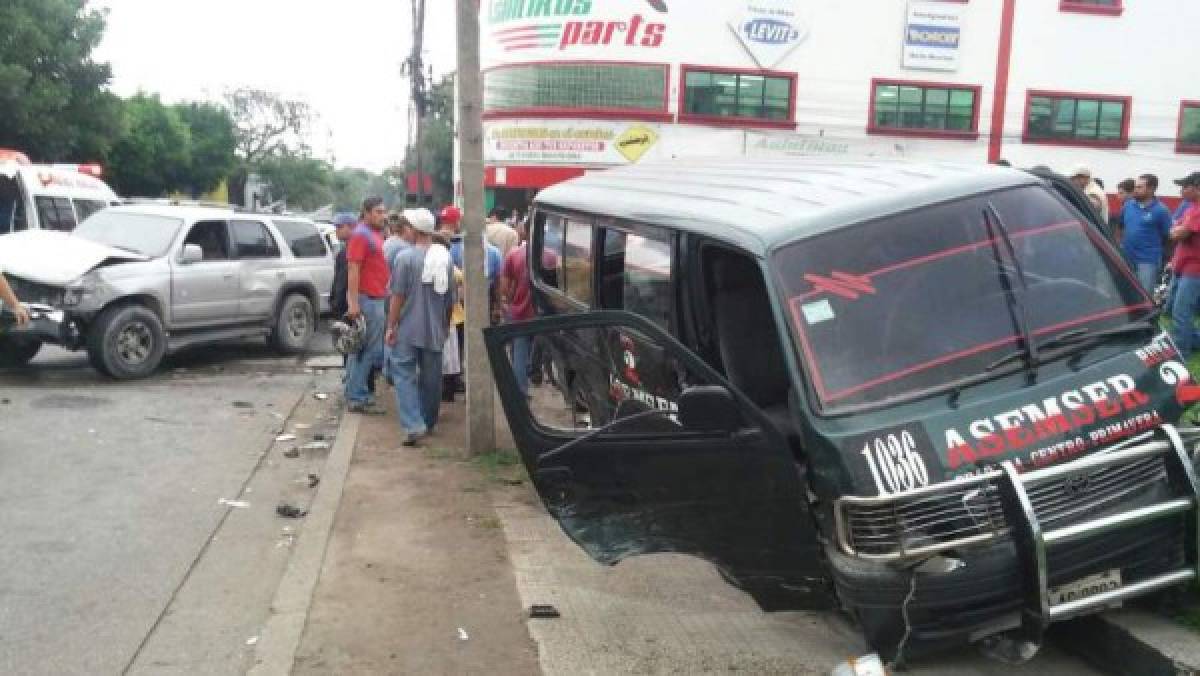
[{"xmin": 831, "ymin": 425, "xmax": 1200, "ymax": 654}]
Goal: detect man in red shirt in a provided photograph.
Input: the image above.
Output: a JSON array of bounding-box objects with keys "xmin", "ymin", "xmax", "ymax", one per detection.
[
  {"xmin": 499, "ymin": 238, "xmax": 539, "ymax": 394},
  {"xmin": 1168, "ymin": 195, "xmax": 1200, "ymax": 357},
  {"xmin": 344, "ymin": 197, "xmax": 390, "ymax": 413}
]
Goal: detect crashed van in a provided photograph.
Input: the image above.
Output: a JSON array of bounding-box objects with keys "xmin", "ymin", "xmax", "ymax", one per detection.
[
  {"xmin": 483, "ymin": 159, "xmax": 1200, "ymax": 661},
  {"xmin": 0, "ymin": 149, "xmax": 120, "ymax": 234}
]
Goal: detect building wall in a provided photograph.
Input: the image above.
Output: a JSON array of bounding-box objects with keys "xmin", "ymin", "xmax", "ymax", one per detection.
[{"xmin": 477, "ymin": 0, "xmax": 1199, "ymax": 201}]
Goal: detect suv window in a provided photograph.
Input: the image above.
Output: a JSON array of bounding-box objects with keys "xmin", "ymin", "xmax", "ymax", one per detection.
[
  {"xmin": 563, "ymin": 219, "xmax": 593, "ymax": 305},
  {"xmin": 232, "ymin": 220, "xmax": 281, "ymax": 259},
  {"xmin": 73, "ymin": 199, "xmax": 108, "ymax": 223},
  {"xmin": 600, "ymin": 226, "xmax": 672, "ymax": 329},
  {"xmin": 272, "ymin": 219, "xmax": 328, "ymax": 258},
  {"xmin": 774, "ymin": 185, "xmax": 1148, "ymax": 410},
  {"xmin": 184, "ymin": 220, "xmax": 231, "ymax": 261},
  {"xmin": 35, "ymin": 196, "xmax": 77, "ymax": 232}
]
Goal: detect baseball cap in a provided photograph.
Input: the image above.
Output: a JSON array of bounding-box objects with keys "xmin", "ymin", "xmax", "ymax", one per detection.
[
  {"xmin": 1068, "ymin": 163, "xmax": 1092, "ymax": 179},
  {"xmin": 439, "ymin": 205, "xmax": 462, "ymax": 226},
  {"xmin": 333, "ymin": 212, "xmax": 357, "ymax": 226},
  {"xmin": 404, "ymin": 208, "xmax": 437, "ymax": 234},
  {"xmin": 1174, "ymin": 171, "xmax": 1200, "ymax": 187}
]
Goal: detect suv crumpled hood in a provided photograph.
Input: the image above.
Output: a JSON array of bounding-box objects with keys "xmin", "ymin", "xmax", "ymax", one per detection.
[{"xmin": 0, "ymin": 230, "xmax": 147, "ymax": 286}]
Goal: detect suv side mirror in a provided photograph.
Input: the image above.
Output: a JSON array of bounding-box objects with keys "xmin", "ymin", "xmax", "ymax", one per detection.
[
  {"xmin": 678, "ymin": 385, "xmax": 740, "ymax": 434},
  {"xmin": 181, "ymin": 244, "xmax": 203, "ymax": 264}
]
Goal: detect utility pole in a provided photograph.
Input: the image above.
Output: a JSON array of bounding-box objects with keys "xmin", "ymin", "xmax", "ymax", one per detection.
[
  {"xmin": 458, "ymin": 0, "xmax": 495, "ymax": 454},
  {"xmin": 408, "ymin": 0, "xmax": 429, "ymax": 206}
]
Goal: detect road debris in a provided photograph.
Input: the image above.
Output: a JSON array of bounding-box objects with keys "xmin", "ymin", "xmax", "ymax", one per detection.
[
  {"xmin": 308, "ymin": 473, "xmax": 320, "ymax": 488},
  {"xmin": 300, "ymin": 441, "xmax": 330, "ymax": 451},
  {"xmin": 1, "ymin": 398, "xmax": 10, "ymax": 405},
  {"xmin": 293, "ymin": 423, "xmax": 311, "ymax": 430},
  {"xmin": 219, "ymin": 498, "xmax": 250, "ymax": 509},
  {"xmin": 313, "ymin": 432, "xmax": 327, "ymax": 441},
  {"xmin": 276, "ymin": 503, "xmax": 308, "ymax": 518},
  {"xmin": 830, "ymin": 653, "xmax": 886, "ymax": 676},
  {"xmin": 275, "ymin": 434, "xmax": 297, "ymax": 442},
  {"xmin": 457, "ymin": 627, "xmax": 469, "ymax": 641},
  {"xmin": 245, "ymin": 636, "xmax": 259, "ymax": 646},
  {"xmin": 232, "ymin": 401, "xmax": 254, "ymax": 409},
  {"xmin": 283, "ymin": 447, "xmax": 300, "ymax": 458},
  {"xmin": 529, "ymin": 604, "xmax": 560, "ymax": 619},
  {"xmin": 313, "ymin": 392, "xmax": 329, "ymax": 401}
]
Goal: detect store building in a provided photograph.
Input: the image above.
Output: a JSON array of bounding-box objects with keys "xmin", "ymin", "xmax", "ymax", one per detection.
[{"xmin": 474, "ymin": 0, "xmax": 1200, "ymax": 214}]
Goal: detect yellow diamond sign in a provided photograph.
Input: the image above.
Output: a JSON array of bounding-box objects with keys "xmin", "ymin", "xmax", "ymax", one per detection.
[{"xmin": 615, "ymin": 125, "xmax": 659, "ymax": 163}]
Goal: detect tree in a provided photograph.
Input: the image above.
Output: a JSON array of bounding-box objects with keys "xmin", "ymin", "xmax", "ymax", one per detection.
[
  {"xmin": 405, "ymin": 74, "xmax": 455, "ymax": 206},
  {"xmin": 225, "ymin": 88, "xmax": 316, "ymax": 205},
  {"xmin": 175, "ymin": 102, "xmax": 237, "ymax": 197},
  {"xmin": 0, "ymin": 0, "xmax": 123, "ymax": 161},
  {"xmin": 255, "ymin": 156, "xmax": 336, "ymax": 212},
  {"xmin": 106, "ymin": 94, "xmax": 192, "ymax": 197}
]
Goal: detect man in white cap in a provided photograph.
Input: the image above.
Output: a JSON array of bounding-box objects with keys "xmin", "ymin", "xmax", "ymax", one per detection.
[
  {"xmin": 1068, "ymin": 164, "xmax": 1109, "ymax": 223},
  {"xmin": 385, "ymin": 208, "xmax": 457, "ymax": 446}
]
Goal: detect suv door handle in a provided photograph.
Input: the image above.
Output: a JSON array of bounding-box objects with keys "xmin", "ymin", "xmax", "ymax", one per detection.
[{"xmin": 223, "ymin": 273, "xmax": 235, "ymax": 280}]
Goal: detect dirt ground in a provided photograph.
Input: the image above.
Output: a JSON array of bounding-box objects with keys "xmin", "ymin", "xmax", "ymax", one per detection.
[{"xmin": 292, "ymin": 394, "xmax": 541, "ymax": 676}]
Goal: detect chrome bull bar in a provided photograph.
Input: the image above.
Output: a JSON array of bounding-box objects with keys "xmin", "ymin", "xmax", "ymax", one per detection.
[{"xmin": 835, "ymin": 424, "xmax": 1200, "ymax": 637}]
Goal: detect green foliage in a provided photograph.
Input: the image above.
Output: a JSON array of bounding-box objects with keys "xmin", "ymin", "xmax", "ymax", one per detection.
[
  {"xmin": 0, "ymin": 0, "xmax": 123, "ymax": 161},
  {"xmin": 406, "ymin": 74, "xmax": 455, "ymax": 207},
  {"xmin": 106, "ymin": 94, "xmax": 192, "ymax": 197},
  {"xmin": 254, "ymin": 155, "xmax": 336, "ymax": 212},
  {"xmin": 175, "ymin": 102, "xmax": 237, "ymax": 197}
]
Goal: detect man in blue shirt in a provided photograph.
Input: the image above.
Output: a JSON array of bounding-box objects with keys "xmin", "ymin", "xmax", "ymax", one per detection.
[
  {"xmin": 1174, "ymin": 172, "xmax": 1199, "ymax": 222},
  {"xmin": 1121, "ymin": 173, "xmax": 1173, "ymax": 292}
]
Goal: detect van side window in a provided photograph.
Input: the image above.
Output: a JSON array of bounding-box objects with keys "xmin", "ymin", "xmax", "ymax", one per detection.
[
  {"xmin": 231, "ymin": 220, "xmax": 281, "ymax": 259},
  {"xmin": 35, "ymin": 196, "xmax": 77, "ymax": 232},
  {"xmin": 538, "ymin": 215, "xmax": 565, "ymax": 291},
  {"xmin": 601, "ymin": 227, "xmax": 672, "ymax": 329},
  {"xmin": 73, "ymin": 199, "xmax": 108, "ymax": 223},
  {"xmin": 563, "ymin": 220, "xmax": 593, "ymax": 305}
]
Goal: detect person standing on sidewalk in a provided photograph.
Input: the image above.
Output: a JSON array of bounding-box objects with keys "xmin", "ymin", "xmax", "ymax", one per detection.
[
  {"xmin": 1168, "ymin": 197, "xmax": 1200, "ymax": 358},
  {"xmin": 385, "ymin": 209, "xmax": 456, "ymax": 446},
  {"xmin": 1120, "ymin": 174, "xmax": 1173, "ymax": 292},
  {"xmin": 344, "ymin": 197, "xmax": 390, "ymax": 415},
  {"xmin": 485, "ymin": 207, "xmax": 519, "ymax": 258},
  {"xmin": 1175, "ymin": 172, "xmax": 1200, "ymax": 222},
  {"xmin": 498, "ymin": 238, "xmax": 537, "ymax": 395},
  {"xmin": 1068, "ymin": 164, "xmax": 1109, "ymax": 224}
]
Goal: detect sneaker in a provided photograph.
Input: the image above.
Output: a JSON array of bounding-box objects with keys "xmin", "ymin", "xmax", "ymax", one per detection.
[
  {"xmin": 348, "ymin": 402, "xmax": 386, "ymax": 415},
  {"xmin": 402, "ymin": 433, "xmax": 423, "ymax": 447}
]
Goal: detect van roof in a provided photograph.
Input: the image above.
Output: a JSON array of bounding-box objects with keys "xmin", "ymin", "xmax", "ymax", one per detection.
[{"xmin": 534, "ymin": 158, "xmax": 1042, "ymax": 256}]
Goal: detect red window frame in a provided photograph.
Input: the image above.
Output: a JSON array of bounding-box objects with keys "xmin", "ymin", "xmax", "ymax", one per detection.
[
  {"xmin": 677, "ymin": 64, "xmax": 798, "ymax": 130},
  {"xmin": 1059, "ymin": 0, "xmax": 1124, "ymax": 16},
  {"xmin": 481, "ymin": 60, "xmax": 673, "ymax": 123},
  {"xmin": 1022, "ymin": 89, "xmax": 1132, "ymax": 149},
  {"xmin": 866, "ymin": 78, "xmax": 982, "ymax": 141},
  {"xmin": 1178, "ymin": 101, "xmax": 1200, "ymax": 155}
]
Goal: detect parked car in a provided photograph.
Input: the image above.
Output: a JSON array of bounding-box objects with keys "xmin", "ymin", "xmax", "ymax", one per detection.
[
  {"xmin": 0, "ymin": 148, "xmax": 120, "ymax": 235},
  {"xmin": 0, "ymin": 204, "xmax": 334, "ymax": 378},
  {"xmin": 483, "ymin": 158, "xmax": 1200, "ymax": 662}
]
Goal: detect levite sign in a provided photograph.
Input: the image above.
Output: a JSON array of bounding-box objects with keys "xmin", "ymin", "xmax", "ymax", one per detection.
[
  {"xmin": 728, "ymin": 1, "xmax": 808, "ymax": 69},
  {"xmin": 486, "ymin": 121, "xmax": 660, "ymax": 165},
  {"xmin": 903, "ymin": 1, "xmax": 963, "ymax": 72}
]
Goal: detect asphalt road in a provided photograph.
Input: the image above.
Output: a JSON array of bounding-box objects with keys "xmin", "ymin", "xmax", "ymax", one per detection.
[{"xmin": 0, "ymin": 336, "xmax": 341, "ymax": 675}]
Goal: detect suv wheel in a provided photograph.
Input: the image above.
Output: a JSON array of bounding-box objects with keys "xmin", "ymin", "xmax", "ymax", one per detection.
[
  {"xmin": 0, "ymin": 335, "xmax": 42, "ymax": 368},
  {"xmin": 271, "ymin": 293, "xmax": 315, "ymax": 354},
  {"xmin": 87, "ymin": 304, "xmax": 167, "ymax": 380}
]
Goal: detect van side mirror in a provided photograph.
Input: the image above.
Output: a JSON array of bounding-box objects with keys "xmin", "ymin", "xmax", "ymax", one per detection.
[
  {"xmin": 181, "ymin": 244, "xmax": 203, "ymax": 264},
  {"xmin": 678, "ymin": 385, "xmax": 740, "ymax": 434}
]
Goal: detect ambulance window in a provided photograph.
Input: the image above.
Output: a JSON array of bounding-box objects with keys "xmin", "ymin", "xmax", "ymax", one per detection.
[
  {"xmin": 35, "ymin": 196, "xmax": 77, "ymax": 232},
  {"xmin": 231, "ymin": 220, "xmax": 281, "ymax": 259},
  {"xmin": 73, "ymin": 199, "xmax": 108, "ymax": 223},
  {"xmin": 601, "ymin": 227, "xmax": 673, "ymax": 329},
  {"xmin": 538, "ymin": 215, "xmax": 564, "ymax": 291},
  {"xmin": 563, "ymin": 220, "xmax": 594, "ymax": 305}
]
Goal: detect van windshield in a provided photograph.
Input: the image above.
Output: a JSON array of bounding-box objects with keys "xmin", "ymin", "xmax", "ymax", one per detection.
[
  {"xmin": 73, "ymin": 211, "xmax": 183, "ymax": 258},
  {"xmin": 773, "ymin": 185, "xmax": 1150, "ymax": 410}
]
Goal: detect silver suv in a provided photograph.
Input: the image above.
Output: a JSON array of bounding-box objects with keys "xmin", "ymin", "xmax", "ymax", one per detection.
[{"xmin": 0, "ymin": 204, "xmax": 334, "ymax": 379}]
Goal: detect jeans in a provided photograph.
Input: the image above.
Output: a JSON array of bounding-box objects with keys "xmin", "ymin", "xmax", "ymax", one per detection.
[
  {"xmin": 1171, "ymin": 275, "xmax": 1200, "ymax": 358},
  {"xmin": 389, "ymin": 341, "xmax": 444, "ymax": 436},
  {"xmin": 345, "ymin": 295, "xmax": 386, "ymax": 406},
  {"xmin": 1134, "ymin": 261, "xmax": 1160, "ymax": 295},
  {"xmin": 512, "ymin": 335, "xmax": 532, "ymax": 396}
]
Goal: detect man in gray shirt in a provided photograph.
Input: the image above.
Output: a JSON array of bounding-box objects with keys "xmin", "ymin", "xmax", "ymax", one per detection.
[{"xmin": 385, "ymin": 209, "xmax": 456, "ymax": 445}]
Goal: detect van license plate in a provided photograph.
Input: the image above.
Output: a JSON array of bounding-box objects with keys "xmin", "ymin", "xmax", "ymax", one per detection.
[{"xmin": 1048, "ymin": 569, "xmax": 1122, "ymax": 606}]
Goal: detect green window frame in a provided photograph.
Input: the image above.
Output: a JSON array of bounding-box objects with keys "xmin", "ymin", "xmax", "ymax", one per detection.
[
  {"xmin": 483, "ymin": 63, "xmax": 668, "ymax": 116},
  {"xmin": 870, "ymin": 81, "xmax": 979, "ymax": 136},
  {"xmin": 1179, "ymin": 102, "xmax": 1200, "ymax": 154},
  {"xmin": 681, "ymin": 68, "xmax": 794, "ymax": 125},
  {"xmin": 1025, "ymin": 92, "xmax": 1129, "ymax": 146}
]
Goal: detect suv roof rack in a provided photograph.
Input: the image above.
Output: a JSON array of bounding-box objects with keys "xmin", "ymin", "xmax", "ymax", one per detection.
[{"xmin": 121, "ymin": 198, "xmax": 236, "ymax": 210}]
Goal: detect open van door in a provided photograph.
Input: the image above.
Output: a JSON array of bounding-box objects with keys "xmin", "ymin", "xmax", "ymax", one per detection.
[{"xmin": 484, "ymin": 310, "xmax": 833, "ymax": 610}]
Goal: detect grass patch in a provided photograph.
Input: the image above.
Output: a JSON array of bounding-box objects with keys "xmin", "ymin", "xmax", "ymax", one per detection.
[
  {"xmin": 472, "ymin": 448, "xmax": 526, "ymax": 485},
  {"xmin": 423, "ymin": 446, "xmax": 457, "ymax": 460}
]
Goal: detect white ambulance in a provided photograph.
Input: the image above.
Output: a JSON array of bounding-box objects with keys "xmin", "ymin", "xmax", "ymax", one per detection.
[{"xmin": 0, "ymin": 149, "xmax": 121, "ymax": 235}]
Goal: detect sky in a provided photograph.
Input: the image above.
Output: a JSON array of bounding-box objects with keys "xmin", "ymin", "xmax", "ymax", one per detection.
[{"xmin": 92, "ymin": 0, "xmax": 458, "ymax": 172}]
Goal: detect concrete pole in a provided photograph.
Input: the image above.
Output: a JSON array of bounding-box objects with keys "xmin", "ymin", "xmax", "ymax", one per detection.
[{"xmin": 457, "ymin": 0, "xmax": 495, "ymax": 454}]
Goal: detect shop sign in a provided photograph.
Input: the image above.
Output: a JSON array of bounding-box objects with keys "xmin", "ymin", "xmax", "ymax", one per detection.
[
  {"xmin": 728, "ymin": 1, "xmax": 808, "ymax": 69},
  {"xmin": 486, "ymin": 121, "xmax": 661, "ymax": 165},
  {"xmin": 487, "ymin": 0, "xmax": 667, "ymax": 53},
  {"xmin": 745, "ymin": 131, "xmax": 903, "ymax": 159},
  {"xmin": 903, "ymin": 1, "xmax": 963, "ymax": 72}
]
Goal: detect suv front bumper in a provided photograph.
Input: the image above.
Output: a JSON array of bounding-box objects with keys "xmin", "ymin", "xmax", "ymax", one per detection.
[{"xmin": 2, "ymin": 304, "xmax": 80, "ymax": 348}]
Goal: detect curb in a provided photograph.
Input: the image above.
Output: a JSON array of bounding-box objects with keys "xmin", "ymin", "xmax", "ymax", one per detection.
[
  {"xmin": 1057, "ymin": 610, "xmax": 1200, "ymax": 676},
  {"xmin": 247, "ymin": 411, "xmax": 361, "ymax": 676}
]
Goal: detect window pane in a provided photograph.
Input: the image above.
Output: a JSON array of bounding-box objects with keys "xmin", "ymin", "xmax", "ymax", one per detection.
[
  {"xmin": 74, "ymin": 199, "xmax": 108, "ymax": 223},
  {"xmin": 232, "ymin": 221, "xmax": 280, "ymax": 259},
  {"xmin": 736, "ymin": 75, "xmax": 766, "ymax": 119},
  {"xmin": 874, "ymin": 85, "xmax": 899, "ymax": 127},
  {"xmin": 684, "ymin": 70, "xmax": 792, "ymax": 122},
  {"xmin": 898, "ymin": 86, "xmax": 923, "ymax": 128},
  {"xmin": 713, "ymin": 73, "xmax": 738, "ymax": 117},
  {"xmin": 1028, "ymin": 96, "xmax": 1054, "ymax": 137},
  {"xmin": 538, "ymin": 215, "xmax": 565, "ymax": 290},
  {"xmin": 1184, "ymin": 106, "xmax": 1200, "ymax": 146},
  {"xmin": 274, "ymin": 219, "xmax": 328, "ymax": 258},
  {"xmin": 485, "ymin": 63, "xmax": 667, "ymax": 113},
  {"xmin": 600, "ymin": 228, "xmax": 673, "ymax": 329},
  {"xmin": 563, "ymin": 221, "xmax": 593, "ymax": 305},
  {"xmin": 924, "ymin": 89, "xmax": 949, "ymax": 129},
  {"xmin": 36, "ymin": 196, "xmax": 76, "ymax": 232},
  {"xmin": 1099, "ymin": 101, "xmax": 1125, "ymax": 139},
  {"xmin": 1075, "ymin": 99, "xmax": 1100, "ymax": 138},
  {"xmin": 1053, "ymin": 99, "xmax": 1077, "ymax": 136}
]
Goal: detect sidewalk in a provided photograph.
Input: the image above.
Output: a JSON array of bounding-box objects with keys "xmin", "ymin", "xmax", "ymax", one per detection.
[{"xmin": 289, "ymin": 393, "xmax": 540, "ymax": 675}]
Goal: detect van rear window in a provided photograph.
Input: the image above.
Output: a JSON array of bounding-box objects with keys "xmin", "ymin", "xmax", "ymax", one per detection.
[{"xmin": 773, "ymin": 186, "xmax": 1149, "ymax": 410}]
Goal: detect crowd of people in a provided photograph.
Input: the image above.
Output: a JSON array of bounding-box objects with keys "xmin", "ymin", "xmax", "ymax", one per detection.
[{"xmin": 330, "ymin": 198, "xmax": 532, "ymax": 446}]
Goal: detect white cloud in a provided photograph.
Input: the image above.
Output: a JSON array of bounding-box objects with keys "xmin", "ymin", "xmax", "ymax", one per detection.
[{"xmin": 92, "ymin": 0, "xmax": 458, "ymax": 172}]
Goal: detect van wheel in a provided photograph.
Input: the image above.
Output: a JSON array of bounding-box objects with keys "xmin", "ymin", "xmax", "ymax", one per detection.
[
  {"xmin": 86, "ymin": 304, "xmax": 166, "ymax": 380},
  {"xmin": 271, "ymin": 293, "xmax": 314, "ymax": 354},
  {"xmin": 0, "ymin": 336, "xmax": 41, "ymax": 368}
]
